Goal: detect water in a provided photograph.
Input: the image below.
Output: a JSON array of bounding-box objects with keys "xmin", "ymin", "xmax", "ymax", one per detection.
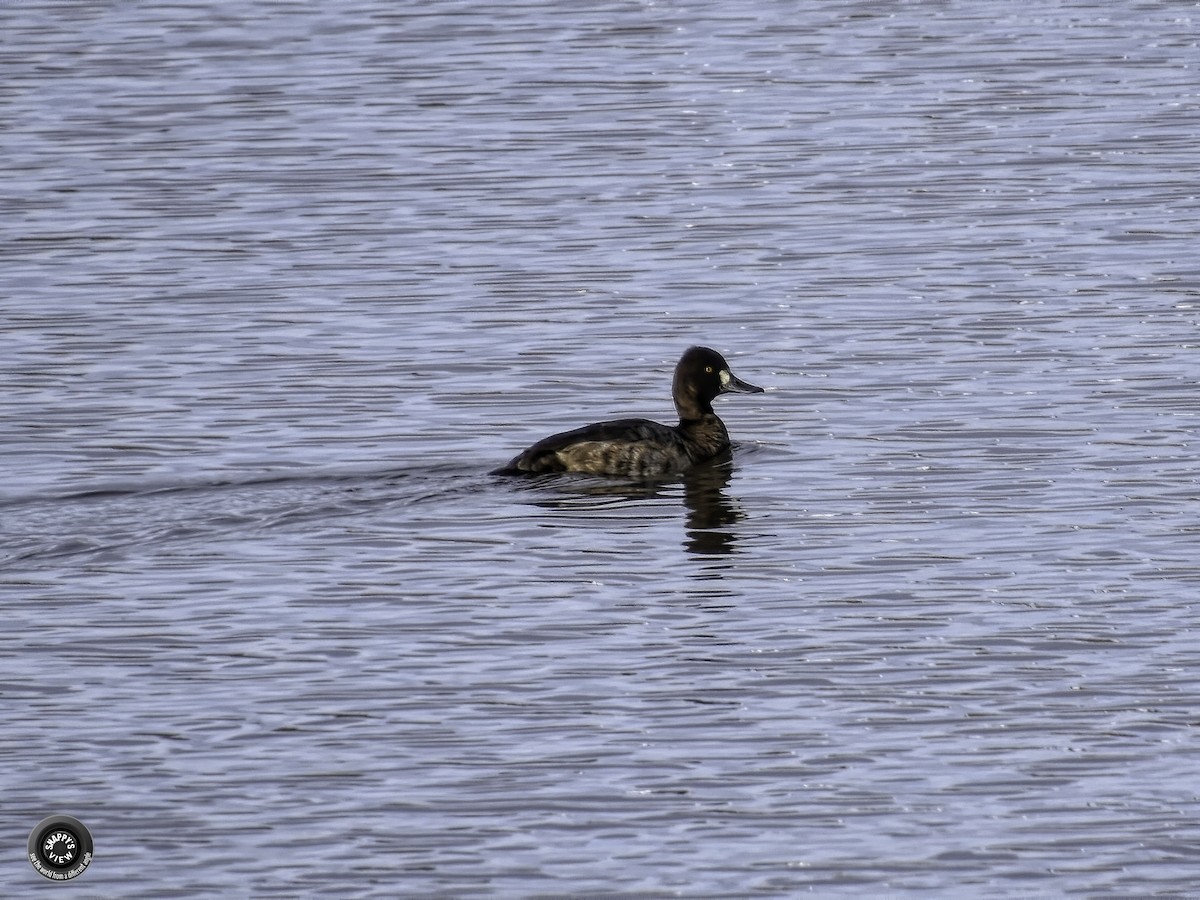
[{"xmin": 4, "ymin": 0, "xmax": 1200, "ymax": 894}]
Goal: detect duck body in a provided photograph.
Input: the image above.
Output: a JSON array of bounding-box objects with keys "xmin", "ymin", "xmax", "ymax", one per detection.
[
  {"xmin": 496, "ymin": 414, "xmax": 729, "ymax": 478},
  {"xmin": 493, "ymin": 346, "xmax": 764, "ymax": 478}
]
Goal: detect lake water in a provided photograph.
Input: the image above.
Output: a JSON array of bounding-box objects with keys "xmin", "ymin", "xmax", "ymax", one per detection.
[{"xmin": 4, "ymin": 0, "xmax": 1200, "ymax": 895}]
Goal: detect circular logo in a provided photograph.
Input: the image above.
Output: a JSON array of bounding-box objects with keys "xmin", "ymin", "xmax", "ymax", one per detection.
[{"xmin": 27, "ymin": 815, "xmax": 93, "ymax": 881}]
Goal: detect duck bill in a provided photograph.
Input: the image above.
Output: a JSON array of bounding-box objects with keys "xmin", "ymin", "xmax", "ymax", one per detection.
[{"xmin": 719, "ymin": 369, "xmax": 765, "ymax": 394}]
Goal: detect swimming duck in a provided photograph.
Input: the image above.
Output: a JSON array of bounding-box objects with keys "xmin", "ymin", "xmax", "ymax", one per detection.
[{"xmin": 493, "ymin": 346, "xmax": 764, "ymax": 478}]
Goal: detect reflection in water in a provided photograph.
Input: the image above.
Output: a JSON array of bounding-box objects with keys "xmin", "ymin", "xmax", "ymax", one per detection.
[
  {"xmin": 681, "ymin": 452, "xmax": 743, "ymax": 557},
  {"xmin": 501, "ymin": 451, "xmax": 748, "ymax": 558}
]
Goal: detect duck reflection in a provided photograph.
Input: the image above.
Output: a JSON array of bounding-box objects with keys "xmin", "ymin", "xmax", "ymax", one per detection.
[
  {"xmin": 503, "ymin": 450, "xmax": 747, "ymax": 558},
  {"xmin": 681, "ymin": 451, "xmax": 742, "ymax": 556}
]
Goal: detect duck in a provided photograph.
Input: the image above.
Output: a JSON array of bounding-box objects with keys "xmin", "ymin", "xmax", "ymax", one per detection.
[{"xmin": 493, "ymin": 346, "xmax": 764, "ymax": 478}]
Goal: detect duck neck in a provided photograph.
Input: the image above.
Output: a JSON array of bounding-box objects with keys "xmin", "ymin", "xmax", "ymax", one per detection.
[{"xmin": 676, "ymin": 413, "xmax": 730, "ymax": 458}]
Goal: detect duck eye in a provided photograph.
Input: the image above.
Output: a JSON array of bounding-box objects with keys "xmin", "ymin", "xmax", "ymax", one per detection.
[{"xmin": 705, "ymin": 366, "xmax": 713, "ymax": 373}]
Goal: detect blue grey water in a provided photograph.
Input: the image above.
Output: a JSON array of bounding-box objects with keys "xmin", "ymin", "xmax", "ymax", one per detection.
[{"xmin": 3, "ymin": 0, "xmax": 1199, "ymax": 895}]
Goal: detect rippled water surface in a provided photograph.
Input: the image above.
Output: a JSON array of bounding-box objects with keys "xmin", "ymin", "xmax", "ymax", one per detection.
[{"xmin": 4, "ymin": 0, "xmax": 1200, "ymax": 895}]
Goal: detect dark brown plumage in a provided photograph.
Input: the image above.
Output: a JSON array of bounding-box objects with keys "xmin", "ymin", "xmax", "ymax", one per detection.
[{"xmin": 493, "ymin": 346, "xmax": 764, "ymax": 478}]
